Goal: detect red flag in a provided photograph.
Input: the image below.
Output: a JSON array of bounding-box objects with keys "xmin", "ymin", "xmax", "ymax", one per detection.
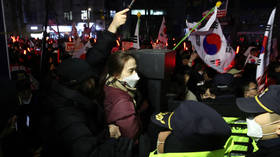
[
  {"xmin": 156, "ymin": 17, "xmax": 168, "ymax": 49},
  {"xmin": 71, "ymin": 23, "xmax": 78, "ymax": 38}
]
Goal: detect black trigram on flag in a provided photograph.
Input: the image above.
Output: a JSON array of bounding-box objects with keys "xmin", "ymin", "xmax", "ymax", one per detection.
[
  {"xmin": 256, "ymin": 59, "xmax": 261, "ymax": 65},
  {"xmin": 226, "ymin": 45, "xmax": 232, "ymax": 53},
  {"xmin": 129, "ymin": 35, "xmax": 138, "ymax": 43},
  {"xmin": 211, "ymin": 21, "xmax": 218, "ymax": 29},
  {"xmin": 210, "ymin": 59, "xmax": 221, "ymax": 66},
  {"xmin": 265, "ymin": 24, "xmax": 272, "ymax": 32}
]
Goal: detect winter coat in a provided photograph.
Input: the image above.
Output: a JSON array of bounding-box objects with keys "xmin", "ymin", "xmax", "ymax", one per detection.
[
  {"xmin": 37, "ymin": 80, "xmax": 117, "ymax": 157},
  {"xmin": 103, "ymin": 85, "xmax": 140, "ymax": 140}
]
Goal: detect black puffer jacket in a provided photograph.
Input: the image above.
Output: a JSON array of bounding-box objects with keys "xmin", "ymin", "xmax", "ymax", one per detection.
[
  {"xmin": 38, "ymin": 80, "xmax": 118, "ymax": 157},
  {"xmin": 86, "ymin": 30, "xmax": 116, "ymax": 77}
]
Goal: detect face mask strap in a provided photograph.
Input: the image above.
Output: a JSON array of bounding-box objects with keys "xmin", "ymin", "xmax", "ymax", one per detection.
[
  {"xmin": 263, "ymin": 132, "xmax": 276, "ymax": 136},
  {"xmin": 263, "ymin": 119, "xmax": 280, "ymax": 126}
]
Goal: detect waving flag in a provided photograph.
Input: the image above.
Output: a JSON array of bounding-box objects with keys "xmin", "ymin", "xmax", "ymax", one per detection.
[
  {"xmin": 132, "ymin": 12, "xmax": 141, "ymax": 49},
  {"xmin": 156, "ymin": 17, "xmax": 168, "ymax": 49},
  {"xmin": 187, "ymin": 11, "xmax": 235, "ymax": 73},
  {"xmin": 71, "ymin": 23, "xmax": 78, "ymax": 38},
  {"xmin": 256, "ymin": 8, "xmax": 276, "ymax": 92}
]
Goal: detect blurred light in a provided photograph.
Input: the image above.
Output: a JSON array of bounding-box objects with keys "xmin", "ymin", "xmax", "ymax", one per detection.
[
  {"xmin": 116, "ymin": 40, "xmax": 120, "ymax": 46},
  {"xmin": 150, "ymin": 10, "xmax": 164, "ymax": 15},
  {"xmin": 11, "ymin": 36, "xmax": 16, "ymax": 43},
  {"xmin": 81, "ymin": 10, "xmax": 88, "ymax": 20},
  {"xmin": 131, "ymin": 9, "xmax": 145, "ymax": 15},
  {"xmin": 96, "ymin": 25, "xmax": 102, "ymax": 31},
  {"xmin": 30, "ymin": 33, "xmax": 43, "ymax": 39},
  {"xmin": 88, "ymin": 8, "xmax": 91, "ymax": 11},
  {"xmin": 30, "ymin": 26, "xmax": 38, "ymax": 30},
  {"xmin": 47, "ymin": 26, "xmax": 72, "ymax": 33},
  {"xmin": 236, "ymin": 46, "xmax": 240, "ymax": 54},
  {"xmin": 110, "ymin": 10, "xmax": 116, "ymax": 18}
]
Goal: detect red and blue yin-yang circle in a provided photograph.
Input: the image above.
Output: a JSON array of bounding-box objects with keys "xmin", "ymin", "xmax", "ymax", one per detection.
[{"xmin": 203, "ymin": 33, "xmax": 221, "ymax": 55}]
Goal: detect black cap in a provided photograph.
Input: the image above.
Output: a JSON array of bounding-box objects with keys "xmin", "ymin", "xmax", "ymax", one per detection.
[
  {"xmin": 236, "ymin": 85, "xmax": 280, "ymax": 115},
  {"xmin": 214, "ymin": 73, "xmax": 234, "ymax": 88},
  {"xmin": 56, "ymin": 58, "xmax": 95, "ymax": 85},
  {"xmin": 151, "ymin": 101, "xmax": 231, "ymax": 152}
]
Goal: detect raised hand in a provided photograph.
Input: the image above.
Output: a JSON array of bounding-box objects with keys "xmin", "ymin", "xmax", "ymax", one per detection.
[{"xmin": 108, "ymin": 8, "xmax": 130, "ymax": 34}]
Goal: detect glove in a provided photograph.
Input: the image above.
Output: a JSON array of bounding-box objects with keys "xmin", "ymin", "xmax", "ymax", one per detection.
[{"xmin": 115, "ymin": 137, "xmax": 133, "ymax": 157}]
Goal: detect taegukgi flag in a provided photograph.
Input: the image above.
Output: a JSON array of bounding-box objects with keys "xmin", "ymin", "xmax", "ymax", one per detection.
[
  {"xmin": 256, "ymin": 8, "xmax": 276, "ymax": 92},
  {"xmin": 186, "ymin": 10, "xmax": 235, "ymax": 73},
  {"xmin": 132, "ymin": 12, "xmax": 141, "ymax": 49},
  {"xmin": 156, "ymin": 17, "xmax": 168, "ymax": 49}
]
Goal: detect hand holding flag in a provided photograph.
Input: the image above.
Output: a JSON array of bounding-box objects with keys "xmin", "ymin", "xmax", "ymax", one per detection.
[{"xmin": 108, "ymin": 8, "xmax": 130, "ymax": 34}]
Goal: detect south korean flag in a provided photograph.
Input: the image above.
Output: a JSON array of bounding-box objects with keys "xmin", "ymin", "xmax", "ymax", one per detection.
[{"xmin": 187, "ymin": 19, "xmax": 235, "ymax": 73}]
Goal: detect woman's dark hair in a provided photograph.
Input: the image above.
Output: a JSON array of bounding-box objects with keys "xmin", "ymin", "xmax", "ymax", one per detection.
[
  {"xmin": 106, "ymin": 52, "xmax": 136, "ymax": 77},
  {"xmin": 98, "ymin": 52, "xmax": 136, "ymax": 103}
]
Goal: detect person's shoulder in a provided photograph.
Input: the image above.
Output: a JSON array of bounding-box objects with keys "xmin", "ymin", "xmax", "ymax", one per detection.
[
  {"xmin": 104, "ymin": 86, "xmax": 132, "ymax": 106},
  {"xmin": 104, "ymin": 86, "xmax": 129, "ymax": 97}
]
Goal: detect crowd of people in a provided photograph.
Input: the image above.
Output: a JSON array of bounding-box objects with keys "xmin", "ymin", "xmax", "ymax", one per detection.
[{"xmin": 1, "ymin": 8, "xmax": 280, "ymax": 157}]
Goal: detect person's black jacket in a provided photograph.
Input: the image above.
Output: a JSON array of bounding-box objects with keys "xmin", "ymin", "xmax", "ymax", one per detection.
[
  {"xmin": 37, "ymin": 80, "xmax": 124, "ymax": 157},
  {"xmin": 248, "ymin": 138, "xmax": 280, "ymax": 157},
  {"xmin": 86, "ymin": 30, "xmax": 116, "ymax": 77}
]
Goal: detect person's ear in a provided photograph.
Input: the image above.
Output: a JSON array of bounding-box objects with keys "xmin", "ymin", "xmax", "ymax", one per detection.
[
  {"xmin": 275, "ymin": 124, "xmax": 280, "ymax": 135},
  {"xmin": 244, "ymin": 92, "xmax": 249, "ymax": 98}
]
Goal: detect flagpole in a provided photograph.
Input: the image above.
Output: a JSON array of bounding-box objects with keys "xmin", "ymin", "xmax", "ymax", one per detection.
[{"xmin": 173, "ymin": 1, "xmax": 222, "ymax": 50}]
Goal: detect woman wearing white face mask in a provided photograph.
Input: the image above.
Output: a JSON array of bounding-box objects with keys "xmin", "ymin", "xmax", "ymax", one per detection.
[
  {"xmin": 236, "ymin": 85, "xmax": 280, "ymax": 157},
  {"xmin": 100, "ymin": 52, "xmax": 141, "ymax": 140}
]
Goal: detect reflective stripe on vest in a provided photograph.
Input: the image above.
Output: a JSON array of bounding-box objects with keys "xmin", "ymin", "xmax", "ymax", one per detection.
[
  {"xmin": 149, "ymin": 137, "xmax": 234, "ymax": 157},
  {"xmin": 223, "ymin": 117, "xmax": 259, "ymax": 156}
]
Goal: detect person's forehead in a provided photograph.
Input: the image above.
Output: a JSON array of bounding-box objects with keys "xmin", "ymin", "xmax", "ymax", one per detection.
[
  {"xmin": 249, "ymin": 82, "xmax": 256, "ymax": 87},
  {"xmin": 124, "ymin": 58, "xmax": 136, "ymax": 69},
  {"xmin": 254, "ymin": 112, "xmax": 280, "ymax": 124}
]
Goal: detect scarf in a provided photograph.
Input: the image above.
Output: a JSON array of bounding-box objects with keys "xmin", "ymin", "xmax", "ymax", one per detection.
[{"xmin": 105, "ymin": 76, "xmax": 137, "ymax": 106}]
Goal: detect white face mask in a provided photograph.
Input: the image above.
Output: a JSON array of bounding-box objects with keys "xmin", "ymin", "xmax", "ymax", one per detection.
[
  {"xmin": 122, "ymin": 73, "xmax": 140, "ymax": 88},
  {"xmin": 246, "ymin": 118, "xmax": 277, "ymax": 141}
]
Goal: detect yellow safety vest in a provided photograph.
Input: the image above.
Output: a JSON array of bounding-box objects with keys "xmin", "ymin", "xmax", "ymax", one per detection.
[
  {"xmin": 149, "ymin": 137, "xmax": 234, "ymax": 157},
  {"xmin": 223, "ymin": 117, "xmax": 259, "ymax": 157}
]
